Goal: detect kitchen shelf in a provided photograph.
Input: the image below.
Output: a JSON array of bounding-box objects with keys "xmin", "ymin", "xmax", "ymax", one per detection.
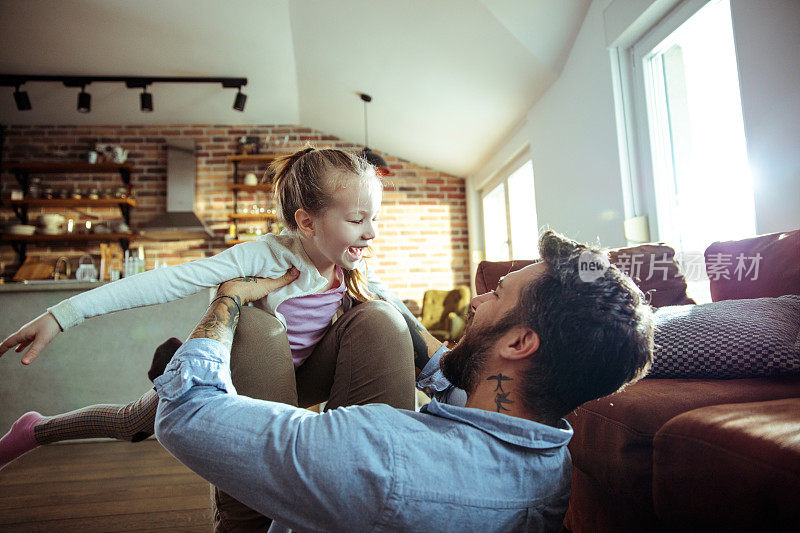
[
  {"xmin": 4, "ymin": 198, "xmax": 136, "ymax": 228},
  {"xmin": 225, "ymin": 238, "xmax": 258, "ymax": 246},
  {"xmin": 225, "ymin": 183, "xmax": 273, "ymax": 193},
  {"xmin": 8, "ymin": 198, "xmax": 136, "ymax": 208},
  {"xmin": 227, "ymin": 154, "xmax": 279, "ymax": 240},
  {"xmin": 1, "ymin": 232, "xmax": 138, "ymax": 264},
  {"xmin": 1, "ymin": 161, "xmax": 137, "ymax": 264},
  {"xmin": 2, "ymin": 162, "xmax": 134, "ymax": 174},
  {"xmin": 227, "ymin": 212, "xmax": 277, "ymax": 220},
  {"xmin": 225, "ymin": 154, "xmax": 276, "ymax": 163}
]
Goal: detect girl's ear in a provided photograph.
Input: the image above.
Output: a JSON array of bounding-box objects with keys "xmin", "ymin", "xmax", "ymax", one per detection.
[{"xmin": 295, "ymin": 209, "xmax": 315, "ymax": 237}]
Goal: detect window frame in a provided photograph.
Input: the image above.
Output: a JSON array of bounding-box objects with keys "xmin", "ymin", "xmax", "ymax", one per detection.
[
  {"xmin": 478, "ymin": 154, "xmax": 537, "ymax": 262},
  {"xmin": 612, "ymin": 0, "xmax": 712, "ymax": 244}
]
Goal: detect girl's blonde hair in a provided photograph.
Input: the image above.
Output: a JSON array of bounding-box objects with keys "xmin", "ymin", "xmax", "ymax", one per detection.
[{"xmin": 270, "ymin": 145, "xmax": 380, "ymax": 302}]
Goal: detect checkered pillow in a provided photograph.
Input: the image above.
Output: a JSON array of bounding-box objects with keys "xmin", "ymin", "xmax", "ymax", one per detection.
[{"xmin": 649, "ymin": 295, "xmax": 800, "ymax": 378}]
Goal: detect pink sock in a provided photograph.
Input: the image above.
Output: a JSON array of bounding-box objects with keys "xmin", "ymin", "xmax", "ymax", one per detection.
[{"xmin": 0, "ymin": 411, "xmax": 44, "ymax": 471}]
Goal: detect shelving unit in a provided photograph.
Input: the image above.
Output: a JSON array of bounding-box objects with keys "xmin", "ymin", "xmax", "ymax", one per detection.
[
  {"xmin": 1, "ymin": 161, "xmax": 136, "ymax": 264},
  {"xmin": 226, "ymin": 212, "xmax": 277, "ymax": 221},
  {"xmin": 7, "ymin": 198, "xmax": 136, "ymax": 227},
  {"xmin": 225, "ymin": 154, "xmax": 276, "ymax": 243}
]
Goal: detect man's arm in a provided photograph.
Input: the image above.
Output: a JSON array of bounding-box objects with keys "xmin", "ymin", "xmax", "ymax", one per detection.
[{"xmin": 153, "ymin": 270, "xmax": 394, "ymax": 530}]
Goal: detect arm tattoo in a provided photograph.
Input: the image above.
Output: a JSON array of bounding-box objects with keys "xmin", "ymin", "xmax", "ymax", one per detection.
[
  {"xmin": 230, "ymin": 276, "xmax": 258, "ymax": 283},
  {"xmin": 487, "ymin": 373, "xmax": 515, "ymax": 413},
  {"xmin": 188, "ymin": 297, "xmax": 241, "ymax": 348}
]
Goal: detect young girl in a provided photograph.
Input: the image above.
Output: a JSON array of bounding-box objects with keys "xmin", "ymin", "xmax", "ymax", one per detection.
[{"xmin": 0, "ymin": 146, "xmax": 422, "ymax": 471}]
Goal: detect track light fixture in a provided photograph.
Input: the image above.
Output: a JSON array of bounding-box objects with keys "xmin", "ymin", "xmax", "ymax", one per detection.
[
  {"xmin": 77, "ymin": 85, "xmax": 91, "ymax": 113},
  {"xmin": 13, "ymin": 85, "xmax": 31, "ymax": 111},
  {"xmin": 233, "ymin": 88, "xmax": 247, "ymax": 112},
  {"xmin": 1, "ymin": 74, "xmax": 248, "ymax": 113},
  {"xmin": 140, "ymin": 87, "xmax": 153, "ymax": 112}
]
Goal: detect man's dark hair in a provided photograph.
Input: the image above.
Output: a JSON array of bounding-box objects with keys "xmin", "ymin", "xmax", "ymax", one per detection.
[{"xmin": 511, "ymin": 230, "xmax": 654, "ymax": 421}]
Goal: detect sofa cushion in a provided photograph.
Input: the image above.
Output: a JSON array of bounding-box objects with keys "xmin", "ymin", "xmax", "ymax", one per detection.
[
  {"xmin": 649, "ymin": 295, "xmax": 800, "ymax": 378},
  {"xmin": 474, "ymin": 243, "xmax": 695, "ymax": 307},
  {"xmin": 474, "ymin": 260, "xmax": 538, "ymax": 295},
  {"xmin": 653, "ymin": 398, "xmax": 800, "ymax": 531},
  {"xmin": 705, "ymin": 229, "xmax": 800, "ymax": 302},
  {"xmin": 565, "ymin": 375, "xmax": 800, "ymax": 512}
]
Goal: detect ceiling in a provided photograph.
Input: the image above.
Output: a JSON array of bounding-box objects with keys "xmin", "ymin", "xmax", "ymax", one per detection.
[{"xmin": 0, "ymin": 0, "xmax": 590, "ymax": 176}]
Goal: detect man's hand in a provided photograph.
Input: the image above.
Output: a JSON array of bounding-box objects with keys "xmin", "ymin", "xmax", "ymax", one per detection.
[
  {"xmin": 0, "ymin": 312, "xmax": 61, "ymax": 365},
  {"xmin": 189, "ymin": 268, "xmax": 300, "ymax": 347},
  {"xmin": 216, "ymin": 268, "xmax": 300, "ymax": 306}
]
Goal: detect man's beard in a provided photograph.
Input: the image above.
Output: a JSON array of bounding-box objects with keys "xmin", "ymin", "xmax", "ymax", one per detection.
[{"xmin": 440, "ymin": 317, "xmax": 508, "ymax": 395}]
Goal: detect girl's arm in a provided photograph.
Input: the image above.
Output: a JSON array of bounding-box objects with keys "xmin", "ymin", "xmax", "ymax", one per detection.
[{"xmin": 0, "ymin": 239, "xmax": 295, "ymax": 364}]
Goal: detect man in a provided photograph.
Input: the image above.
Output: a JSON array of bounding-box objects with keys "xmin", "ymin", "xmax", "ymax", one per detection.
[{"xmin": 154, "ymin": 230, "xmax": 654, "ymax": 532}]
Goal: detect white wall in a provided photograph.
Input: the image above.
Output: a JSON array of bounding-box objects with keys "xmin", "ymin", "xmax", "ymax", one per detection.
[
  {"xmin": 525, "ymin": 0, "xmax": 626, "ymax": 246},
  {"xmin": 469, "ymin": 0, "xmax": 800, "ymax": 260},
  {"xmin": 730, "ymin": 0, "xmax": 800, "ymax": 234}
]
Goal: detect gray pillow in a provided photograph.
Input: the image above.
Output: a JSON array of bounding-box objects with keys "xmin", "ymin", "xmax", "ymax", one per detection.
[{"xmin": 649, "ymin": 295, "xmax": 800, "ymax": 378}]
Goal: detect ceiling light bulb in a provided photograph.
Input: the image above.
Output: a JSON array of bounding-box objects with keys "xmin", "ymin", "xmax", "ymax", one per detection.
[
  {"xmin": 233, "ymin": 88, "xmax": 247, "ymax": 112},
  {"xmin": 140, "ymin": 90, "xmax": 153, "ymax": 112},
  {"xmin": 13, "ymin": 86, "xmax": 31, "ymax": 111},
  {"xmin": 77, "ymin": 87, "xmax": 91, "ymax": 113}
]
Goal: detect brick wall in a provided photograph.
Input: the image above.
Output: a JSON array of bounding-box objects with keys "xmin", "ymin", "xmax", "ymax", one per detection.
[{"xmin": 1, "ymin": 125, "xmax": 469, "ymax": 306}]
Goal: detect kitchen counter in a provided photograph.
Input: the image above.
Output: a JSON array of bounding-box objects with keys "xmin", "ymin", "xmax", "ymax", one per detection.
[
  {"xmin": 0, "ymin": 280, "xmax": 107, "ymax": 292},
  {"xmin": 0, "ymin": 283, "xmax": 214, "ymax": 432}
]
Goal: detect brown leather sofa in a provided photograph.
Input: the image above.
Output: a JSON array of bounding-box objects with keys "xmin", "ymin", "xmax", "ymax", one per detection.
[{"xmin": 474, "ymin": 230, "xmax": 800, "ymax": 532}]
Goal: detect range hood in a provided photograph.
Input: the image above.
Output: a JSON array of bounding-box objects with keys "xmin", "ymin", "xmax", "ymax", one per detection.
[{"xmin": 138, "ymin": 139, "xmax": 212, "ymax": 241}]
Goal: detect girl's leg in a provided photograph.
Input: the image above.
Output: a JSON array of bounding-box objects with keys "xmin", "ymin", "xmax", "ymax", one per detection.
[
  {"xmin": 212, "ymin": 307, "xmax": 297, "ymax": 533},
  {"xmin": 295, "ymin": 299, "xmax": 415, "ymax": 410},
  {"xmin": 0, "ymin": 337, "xmax": 181, "ymax": 471},
  {"xmin": 34, "ymin": 389, "xmax": 159, "ymax": 444}
]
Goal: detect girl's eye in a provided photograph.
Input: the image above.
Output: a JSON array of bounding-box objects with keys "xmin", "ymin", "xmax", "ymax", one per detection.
[{"xmin": 348, "ymin": 220, "xmax": 363, "ymax": 224}]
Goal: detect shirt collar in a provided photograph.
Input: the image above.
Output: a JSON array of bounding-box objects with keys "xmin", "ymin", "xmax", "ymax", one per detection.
[{"xmin": 420, "ymin": 397, "xmax": 573, "ymax": 450}]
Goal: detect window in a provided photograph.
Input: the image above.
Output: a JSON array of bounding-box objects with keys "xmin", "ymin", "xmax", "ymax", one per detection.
[
  {"xmin": 616, "ymin": 0, "xmax": 755, "ymax": 301},
  {"xmin": 481, "ymin": 160, "xmax": 538, "ymax": 261}
]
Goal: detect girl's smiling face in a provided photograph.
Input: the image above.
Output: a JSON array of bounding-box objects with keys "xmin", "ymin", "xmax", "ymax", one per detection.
[{"xmin": 299, "ymin": 174, "xmax": 382, "ymax": 275}]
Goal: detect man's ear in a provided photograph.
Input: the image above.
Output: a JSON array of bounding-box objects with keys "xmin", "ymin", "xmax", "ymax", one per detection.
[
  {"xmin": 497, "ymin": 326, "xmax": 539, "ymax": 361},
  {"xmin": 295, "ymin": 209, "xmax": 315, "ymax": 237}
]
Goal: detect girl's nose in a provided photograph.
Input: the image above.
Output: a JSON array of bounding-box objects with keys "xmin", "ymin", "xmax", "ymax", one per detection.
[{"xmin": 362, "ymin": 220, "xmax": 376, "ymax": 240}]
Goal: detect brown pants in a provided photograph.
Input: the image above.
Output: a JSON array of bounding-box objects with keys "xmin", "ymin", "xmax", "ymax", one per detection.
[{"xmin": 213, "ymin": 299, "xmax": 415, "ymax": 532}]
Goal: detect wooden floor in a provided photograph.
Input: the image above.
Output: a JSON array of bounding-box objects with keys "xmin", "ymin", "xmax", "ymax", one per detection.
[{"xmin": 0, "ymin": 440, "xmax": 213, "ymax": 532}]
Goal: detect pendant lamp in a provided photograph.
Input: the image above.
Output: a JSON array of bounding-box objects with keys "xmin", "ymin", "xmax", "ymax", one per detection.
[{"xmin": 359, "ymin": 93, "xmax": 392, "ymax": 176}]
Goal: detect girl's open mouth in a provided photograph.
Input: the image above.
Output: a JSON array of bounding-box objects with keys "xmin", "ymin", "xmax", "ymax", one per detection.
[{"xmin": 347, "ymin": 246, "xmax": 364, "ymax": 260}]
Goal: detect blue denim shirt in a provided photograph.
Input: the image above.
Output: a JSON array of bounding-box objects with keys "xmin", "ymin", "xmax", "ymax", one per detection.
[{"xmin": 154, "ymin": 339, "xmax": 573, "ymax": 532}]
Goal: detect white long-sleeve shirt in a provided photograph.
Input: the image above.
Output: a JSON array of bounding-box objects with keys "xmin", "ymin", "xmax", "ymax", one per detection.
[{"xmin": 48, "ymin": 232, "xmax": 333, "ymax": 331}]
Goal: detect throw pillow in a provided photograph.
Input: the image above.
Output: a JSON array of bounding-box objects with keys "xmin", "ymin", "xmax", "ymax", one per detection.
[{"xmin": 649, "ymin": 295, "xmax": 800, "ymax": 378}]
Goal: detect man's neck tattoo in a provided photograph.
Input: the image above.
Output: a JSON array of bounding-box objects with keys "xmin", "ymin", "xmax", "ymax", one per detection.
[{"xmin": 487, "ymin": 373, "xmax": 515, "ymax": 412}]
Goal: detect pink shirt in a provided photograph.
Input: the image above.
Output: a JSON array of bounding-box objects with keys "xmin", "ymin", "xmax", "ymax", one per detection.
[{"xmin": 276, "ymin": 268, "xmax": 348, "ymax": 367}]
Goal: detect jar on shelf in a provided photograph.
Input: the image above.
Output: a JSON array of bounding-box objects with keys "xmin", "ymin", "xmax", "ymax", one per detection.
[
  {"xmin": 28, "ymin": 178, "xmax": 42, "ymax": 198},
  {"xmin": 88, "ymin": 188, "xmax": 100, "ymax": 200},
  {"xmin": 115, "ymin": 186, "xmax": 128, "ymax": 198},
  {"xmin": 43, "ymin": 187, "xmax": 55, "ymax": 199},
  {"xmin": 70, "ymin": 188, "xmax": 83, "ymax": 199},
  {"xmin": 102, "ymin": 188, "xmax": 113, "ymax": 198}
]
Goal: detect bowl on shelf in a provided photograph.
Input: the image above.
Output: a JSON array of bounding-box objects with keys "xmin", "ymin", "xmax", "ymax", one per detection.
[
  {"xmin": 37, "ymin": 214, "xmax": 66, "ymax": 227},
  {"xmin": 8, "ymin": 224, "xmax": 36, "ymax": 235}
]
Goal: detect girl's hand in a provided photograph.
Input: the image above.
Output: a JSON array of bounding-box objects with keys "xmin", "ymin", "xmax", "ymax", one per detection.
[{"xmin": 0, "ymin": 312, "xmax": 62, "ymax": 365}]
